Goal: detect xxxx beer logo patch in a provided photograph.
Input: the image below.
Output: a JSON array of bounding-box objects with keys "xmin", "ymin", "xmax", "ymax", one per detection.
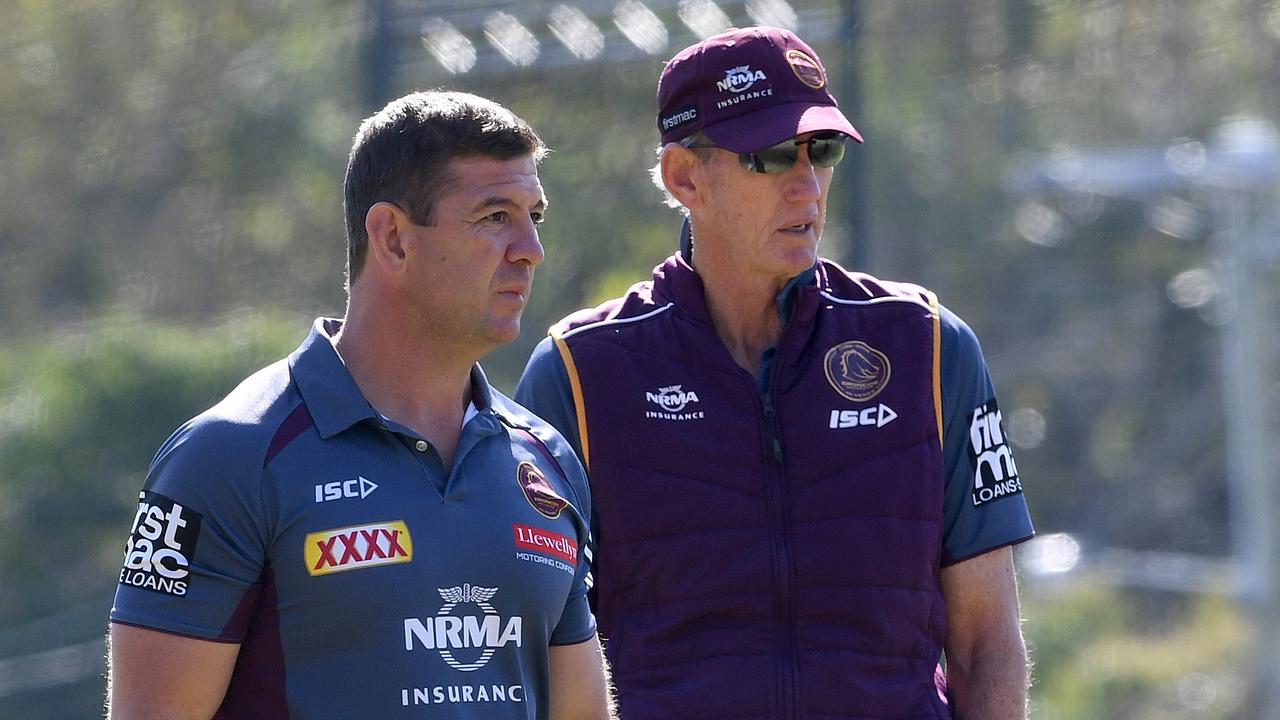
[
  {"xmin": 517, "ymin": 461, "xmax": 568, "ymax": 519},
  {"xmin": 824, "ymin": 340, "xmax": 892, "ymax": 402},
  {"xmin": 305, "ymin": 520, "xmax": 412, "ymax": 576}
]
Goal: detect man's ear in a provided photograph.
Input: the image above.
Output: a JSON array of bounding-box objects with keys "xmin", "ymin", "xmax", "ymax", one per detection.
[
  {"xmin": 660, "ymin": 143, "xmax": 705, "ymax": 211},
  {"xmin": 364, "ymin": 201, "xmax": 409, "ymax": 275}
]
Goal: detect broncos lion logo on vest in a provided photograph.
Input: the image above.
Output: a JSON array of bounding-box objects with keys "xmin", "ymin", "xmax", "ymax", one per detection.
[{"xmin": 824, "ymin": 340, "xmax": 892, "ymax": 402}]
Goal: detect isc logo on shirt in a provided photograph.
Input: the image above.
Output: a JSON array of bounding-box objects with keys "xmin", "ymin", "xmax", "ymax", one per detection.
[
  {"xmin": 314, "ymin": 476, "xmax": 378, "ymax": 503},
  {"xmin": 305, "ymin": 520, "xmax": 412, "ymax": 576}
]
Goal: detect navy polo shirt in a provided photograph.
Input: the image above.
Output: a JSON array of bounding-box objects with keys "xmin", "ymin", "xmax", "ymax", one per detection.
[{"xmin": 111, "ymin": 318, "xmax": 595, "ymax": 719}]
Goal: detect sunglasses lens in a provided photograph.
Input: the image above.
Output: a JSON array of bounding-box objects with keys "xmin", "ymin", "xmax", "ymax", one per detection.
[
  {"xmin": 739, "ymin": 144, "xmax": 794, "ymax": 173},
  {"xmin": 741, "ymin": 134, "xmax": 848, "ymax": 173},
  {"xmin": 808, "ymin": 136, "xmax": 846, "ymax": 168},
  {"xmin": 759, "ymin": 145, "xmax": 799, "ymax": 173}
]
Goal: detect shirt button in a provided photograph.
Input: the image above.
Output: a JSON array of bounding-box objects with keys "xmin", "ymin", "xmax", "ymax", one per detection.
[{"xmin": 414, "ymin": 440, "xmax": 429, "ymax": 452}]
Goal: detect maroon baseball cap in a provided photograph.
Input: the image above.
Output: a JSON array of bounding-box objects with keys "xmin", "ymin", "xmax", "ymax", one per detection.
[{"xmin": 657, "ymin": 26, "xmax": 863, "ymax": 152}]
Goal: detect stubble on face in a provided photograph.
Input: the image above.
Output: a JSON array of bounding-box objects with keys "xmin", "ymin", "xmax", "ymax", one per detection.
[{"xmin": 404, "ymin": 155, "xmax": 546, "ymax": 357}]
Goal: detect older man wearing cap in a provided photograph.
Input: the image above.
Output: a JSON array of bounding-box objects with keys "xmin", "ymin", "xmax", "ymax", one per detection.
[{"xmin": 517, "ymin": 26, "xmax": 1033, "ymax": 720}]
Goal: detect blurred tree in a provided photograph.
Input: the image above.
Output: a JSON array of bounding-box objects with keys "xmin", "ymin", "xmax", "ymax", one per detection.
[
  {"xmin": 0, "ymin": 312, "xmax": 302, "ymax": 718},
  {"xmin": 0, "ymin": 312, "xmax": 303, "ymax": 624},
  {"xmin": 0, "ymin": 1, "xmax": 358, "ymax": 341}
]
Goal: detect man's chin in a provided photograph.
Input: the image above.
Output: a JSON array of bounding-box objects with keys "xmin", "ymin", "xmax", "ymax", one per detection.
[{"xmin": 480, "ymin": 318, "xmax": 523, "ymax": 350}]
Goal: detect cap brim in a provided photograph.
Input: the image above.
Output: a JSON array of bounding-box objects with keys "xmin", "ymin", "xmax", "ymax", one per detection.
[{"xmin": 701, "ymin": 102, "xmax": 863, "ymax": 153}]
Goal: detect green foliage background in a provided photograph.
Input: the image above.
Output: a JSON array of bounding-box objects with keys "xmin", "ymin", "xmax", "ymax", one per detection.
[{"xmin": 1, "ymin": 1, "xmax": 1277, "ymax": 717}]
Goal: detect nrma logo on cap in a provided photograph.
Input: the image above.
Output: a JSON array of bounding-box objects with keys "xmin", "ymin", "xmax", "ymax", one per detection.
[{"xmin": 717, "ymin": 65, "xmax": 767, "ymax": 93}]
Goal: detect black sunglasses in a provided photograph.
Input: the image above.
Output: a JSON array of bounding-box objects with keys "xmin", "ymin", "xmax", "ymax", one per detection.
[{"xmin": 683, "ymin": 132, "xmax": 848, "ymax": 174}]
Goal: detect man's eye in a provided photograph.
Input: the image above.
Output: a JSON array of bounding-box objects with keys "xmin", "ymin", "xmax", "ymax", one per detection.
[
  {"xmin": 485, "ymin": 211, "xmax": 508, "ymax": 224},
  {"xmin": 531, "ymin": 212, "xmax": 545, "ymax": 225}
]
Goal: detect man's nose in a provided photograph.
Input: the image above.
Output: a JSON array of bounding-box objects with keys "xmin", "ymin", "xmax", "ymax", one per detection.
[
  {"xmin": 509, "ymin": 217, "xmax": 545, "ymax": 266},
  {"xmin": 784, "ymin": 150, "xmax": 823, "ymax": 202}
]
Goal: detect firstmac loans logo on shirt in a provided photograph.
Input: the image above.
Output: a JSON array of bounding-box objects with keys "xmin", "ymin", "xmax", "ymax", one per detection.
[
  {"xmin": 119, "ymin": 491, "xmax": 202, "ymax": 597},
  {"xmin": 968, "ymin": 400, "xmax": 1023, "ymax": 506}
]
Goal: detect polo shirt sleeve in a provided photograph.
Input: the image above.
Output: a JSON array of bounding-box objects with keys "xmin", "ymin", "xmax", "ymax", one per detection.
[
  {"xmin": 110, "ymin": 416, "xmax": 270, "ymax": 642},
  {"xmin": 939, "ymin": 305, "xmax": 1035, "ymax": 565},
  {"xmin": 515, "ymin": 336, "xmax": 584, "ymax": 462},
  {"xmin": 536, "ymin": 425, "xmax": 597, "ymax": 646}
]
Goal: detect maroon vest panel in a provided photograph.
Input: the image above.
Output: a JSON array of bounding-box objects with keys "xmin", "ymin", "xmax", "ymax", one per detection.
[{"xmin": 555, "ymin": 256, "xmax": 950, "ymax": 719}]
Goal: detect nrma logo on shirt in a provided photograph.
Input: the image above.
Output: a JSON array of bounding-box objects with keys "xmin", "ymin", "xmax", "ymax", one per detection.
[
  {"xmin": 119, "ymin": 491, "xmax": 201, "ymax": 597},
  {"xmin": 305, "ymin": 521, "xmax": 412, "ymax": 576},
  {"xmin": 404, "ymin": 584, "xmax": 523, "ymax": 672}
]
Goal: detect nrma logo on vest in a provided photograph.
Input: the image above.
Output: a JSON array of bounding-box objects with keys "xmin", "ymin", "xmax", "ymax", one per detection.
[
  {"xmin": 405, "ymin": 584, "xmax": 523, "ymax": 672},
  {"xmin": 646, "ymin": 385, "xmax": 698, "ymax": 411},
  {"xmin": 828, "ymin": 404, "xmax": 898, "ymax": 429},
  {"xmin": 645, "ymin": 384, "xmax": 705, "ymax": 421}
]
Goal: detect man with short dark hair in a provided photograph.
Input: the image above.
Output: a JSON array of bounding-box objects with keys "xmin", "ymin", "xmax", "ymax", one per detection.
[
  {"xmin": 517, "ymin": 28, "xmax": 1034, "ymax": 719},
  {"xmin": 107, "ymin": 91, "xmax": 615, "ymax": 720}
]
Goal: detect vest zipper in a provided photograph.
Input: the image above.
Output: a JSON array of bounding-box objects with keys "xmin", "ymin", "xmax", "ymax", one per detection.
[{"xmin": 761, "ymin": 393, "xmax": 798, "ymax": 720}]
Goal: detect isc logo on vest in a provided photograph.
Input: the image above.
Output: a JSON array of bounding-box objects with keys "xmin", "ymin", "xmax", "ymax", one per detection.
[
  {"xmin": 118, "ymin": 491, "xmax": 202, "ymax": 597},
  {"xmin": 828, "ymin": 404, "xmax": 898, "ymax": 429}
]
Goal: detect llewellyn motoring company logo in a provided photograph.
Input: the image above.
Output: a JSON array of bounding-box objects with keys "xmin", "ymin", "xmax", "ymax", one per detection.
[
  {"xmin": 119, "ymin": 491, "xmax": 202, "ymax": 597},
  {"xmin": 823, "ymin": 341, "xmax": 892, "ymax": 402},
  {"xmin": 513, "ymin": 523, "xmax": 578, "ymax": 575},
  {"xmin": 645, "ymin": 384, "xmax": 704, "ymax": 421},
  {"xmin": 404, "ymin": 584, "xmax": 523, "ymax": 671}
]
